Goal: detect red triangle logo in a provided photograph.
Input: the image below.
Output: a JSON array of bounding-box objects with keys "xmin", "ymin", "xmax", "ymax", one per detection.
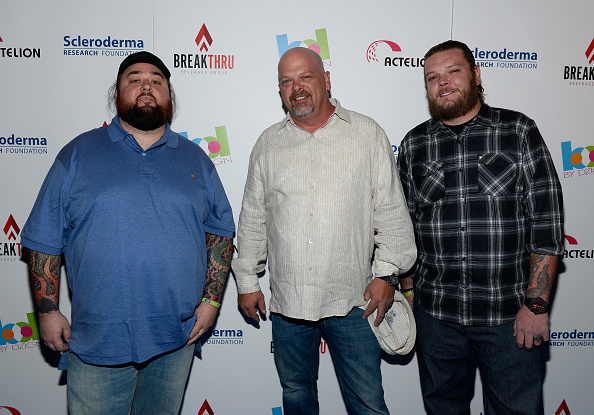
[{"xmin": 198, "ymin": 400, "xmax": 214, "ymax": 415}]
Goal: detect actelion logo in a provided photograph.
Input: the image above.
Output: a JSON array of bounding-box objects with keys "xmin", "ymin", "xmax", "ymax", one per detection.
[
  {"xmin": 0, "ymin": 407, "xmax": 22, "ymax": 415},
  {"xmin": 276, "ymin": 28, "xmax": 331, "ymax": 64},
  {"xmin": 173, "ymin": 23, "xmax": 235, "ymax": 75},
  {"xmin": 180, "ymin": 126, "xmax": 232, "ymax": 165},
  {"xmin": 366, "ymin": 40, "xmax": 424, "ymax": 68},
  {"xmin": 563, "ymin": 235, "xmax": 593, "ymax": 259},
  {"xmin": 560, "ymin": 140, "xmax": 594, "ymax": 178},
  {"xmin": 0, "ymin": 312, "xmax": 39, "ymax": 347},
  {"xmin": 0, "ymin": 35, "xmax": 41, "ymax": 59}
]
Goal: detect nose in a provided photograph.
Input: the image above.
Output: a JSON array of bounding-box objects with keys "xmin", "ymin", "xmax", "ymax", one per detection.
[
  {"xmin": 141, "ymin": 79, "xmax": 152, "ymax": 91},
  {"xmin": 438, "ymin": 77, "xmax": 449, "ymax": 87}
]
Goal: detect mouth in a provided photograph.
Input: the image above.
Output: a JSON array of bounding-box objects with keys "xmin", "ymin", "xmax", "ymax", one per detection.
[
  {"xmin": 439, "ymin": 91, "xmax": 455, "ymax": 98},
  {"xmin": 137, "ymin": 94, "xmax": 156, "ymax": 104},
  {"xmin": 292, "ymin": 94, "xmax": 310, "ymax": 103}
]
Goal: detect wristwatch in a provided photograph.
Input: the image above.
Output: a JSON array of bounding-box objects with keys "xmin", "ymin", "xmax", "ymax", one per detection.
[
  {"xmin": 524, "ymin": 297, "xmax": 549, "ymax": 315},
  {"xmin": 378, "ymin": 274, "xmax": 400, "ymax": 288}
]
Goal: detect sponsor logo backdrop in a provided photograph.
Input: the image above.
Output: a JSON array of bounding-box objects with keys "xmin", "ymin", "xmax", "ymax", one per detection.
[{"xmin": 1, "ymin": 0, "xmax": 592, "ymax": 413}]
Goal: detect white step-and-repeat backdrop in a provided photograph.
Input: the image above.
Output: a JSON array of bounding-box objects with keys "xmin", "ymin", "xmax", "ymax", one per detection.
[{"xmin": 1, "ymin": 1, "xmax": 592, "ymax": 414}]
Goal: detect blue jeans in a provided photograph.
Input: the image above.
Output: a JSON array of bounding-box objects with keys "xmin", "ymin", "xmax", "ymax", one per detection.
[
  {"xmin": 67, "ymin": 345, "xmax": 194, "ymax": 415},
  {"xmin": 272, "ymin": 307, "xmax": 389, "ymax": 415},
  {"xmin": 414, "ymin": 302, "xmax": 545, "ymax": 415}
]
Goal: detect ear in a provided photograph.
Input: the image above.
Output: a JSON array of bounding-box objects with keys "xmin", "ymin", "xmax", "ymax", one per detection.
[
  {"xmin": 474, "ymin": 65, "xmax": 482, "ymax": 86},
  {"xmin": 324, "ymin": 71, "xmax": 331, "ymax": 92}
]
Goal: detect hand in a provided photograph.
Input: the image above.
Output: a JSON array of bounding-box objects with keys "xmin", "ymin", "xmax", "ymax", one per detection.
[
  {"xmin": 238, "ymin": 291, "xmax": 266, "ymax": 323},
  {"xmin": 363, "ymin": 278, "xmax": 396, "ymax": 327},
  {"xmin": 187, "ymin": 302, "xmax": 219, "ymax": 345},
  {"xmin": 513, "ymin": 305, "xmax": 549, "ymax": 350},
  {"xmin": 38, "ymin": 311, "xmax": 70, "ymax": 352}
]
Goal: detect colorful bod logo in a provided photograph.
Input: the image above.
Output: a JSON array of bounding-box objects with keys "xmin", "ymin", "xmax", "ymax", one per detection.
[
  {"xmin": 0, "ymin": 313, "xmax": 39, "ymax": 346},
  {"xmin": 180, "ymin": 126, "xmax": 231, "ymax": 160},
  {"xmin": 276, "ymin": 28, "xmax": 330, "ymax": 61},
  {"xmin": 561, "ymin": 141, "xmax": 594, "ymax": 171}
]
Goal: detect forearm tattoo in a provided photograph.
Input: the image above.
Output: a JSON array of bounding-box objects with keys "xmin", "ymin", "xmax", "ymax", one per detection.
[
  {"xmin": 203, "ymin": 233, "xmax": 233, "ymax": 303},
  {"xmin": 527, "ymin": 254, "xmax": 557, "ymax": 299},
  {"xmin": 27, "ymin": 250, "xmax": 61, "ymax": 313}
]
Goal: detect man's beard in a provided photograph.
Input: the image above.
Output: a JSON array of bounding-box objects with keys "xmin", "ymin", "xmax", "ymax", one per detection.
[
  {"xmin": 427, "ymin": 77, "xmax": 481, "ymax": 122},
  {"xmin": 117, "ymin": 93, "xmax": 173, "ymax": 131},
  {"xmin": 290, "ymin": 93, "xmax": 314, "ymax": 118}
]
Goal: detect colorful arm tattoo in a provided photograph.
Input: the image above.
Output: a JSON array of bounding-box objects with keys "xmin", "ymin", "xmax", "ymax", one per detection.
[
  {"xmin": 203, "ymin": 233, "xmax": 233, "ymax": 303},
  {"xmin": 27, "ymin": 249, "xmax": 61, "ymax": 314},
  {"xmin": 526, "ymin": 253, "xmax": 558, "ymax": 301}
]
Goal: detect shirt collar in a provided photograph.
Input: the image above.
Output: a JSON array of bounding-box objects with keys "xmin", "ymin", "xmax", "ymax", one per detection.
[
  {"xmin": 277, "ymin": 97, "xmax": 351, "ymax": 132},
  {"xmin": 426, "ymin": 102, "xmax": 493, "ymax": 133},
  {"xmin": 107, "ymin": 116, "xmax": 179, "ymax": 148}
]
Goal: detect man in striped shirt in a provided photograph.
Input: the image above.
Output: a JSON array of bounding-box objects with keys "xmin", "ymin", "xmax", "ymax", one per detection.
[{"xmin": 234, "ymin": 47, "xmax": 416, "ymax": 414}]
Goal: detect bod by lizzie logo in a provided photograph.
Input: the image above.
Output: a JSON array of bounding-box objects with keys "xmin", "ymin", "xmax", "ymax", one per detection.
[{"xmin": 276, "ymin": 28, "xmax": 330, "ymax": 61}]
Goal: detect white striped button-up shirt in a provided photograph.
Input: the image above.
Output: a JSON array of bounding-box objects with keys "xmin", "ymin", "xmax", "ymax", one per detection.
[{"xmin": 234, "ymin": 99, "xmax": 416, "ymax": 321}]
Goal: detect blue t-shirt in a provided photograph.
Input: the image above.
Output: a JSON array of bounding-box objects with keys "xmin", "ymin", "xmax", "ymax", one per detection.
[{"xmin": 21, "ymin": 117, "xmax": 235, "ymax": 366}]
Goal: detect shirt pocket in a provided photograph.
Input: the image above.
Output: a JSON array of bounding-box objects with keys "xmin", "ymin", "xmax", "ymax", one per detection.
[
  {"xmin": 412, "ymin": 160, "xmax": 445, "ymax": 205},
  {"xmin": 477, "ymin": 152, "xmax": 518, "ymax": 196}
]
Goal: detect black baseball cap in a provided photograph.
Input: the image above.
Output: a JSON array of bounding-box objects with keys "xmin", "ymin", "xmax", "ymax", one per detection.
[{"xmin": 117, "ymin": 51, "xmax": 171, "ymax": 80}]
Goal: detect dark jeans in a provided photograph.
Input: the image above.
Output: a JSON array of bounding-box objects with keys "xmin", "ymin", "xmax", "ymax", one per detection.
[
  {"xmin": 414, "ymin": 301, "xmax": 545, "ymax": 415},
  {"xmin": 272, "ymin": 307, "xmax": 390, "ymax": 415}
]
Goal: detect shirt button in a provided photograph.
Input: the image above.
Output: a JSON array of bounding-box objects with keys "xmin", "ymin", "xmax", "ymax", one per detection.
[
  {"xmin": 309, "ymin": 267, "xmax": 312, "ymax": 271},
  {"xmin": 310, "ymin": 212, "xmax": 313, "ymax": 216},
  {"xmin": 461, "ymin": 197, "xmax": 465, "ymax": 202},
  {"xmin": 457, "ymin": 139, "xmax": 461, "ymax": 144},
  {"xmin": 310, "ymin": 185, "xmax": 314, "ymax": 189},
  {"xmin": 459, "ymin": 167, "xmax": 463, "ymax": 172},
  {"xmin": 308, "ymin": 239, "xmax": 313, "ymax": 244},
  {"xmin": 311, "ymin": 159, "xmax": 315, "ymax": 163},
  {"xmin": 461, "ymin": 227, "xmax": 466, "ymax": 231},
  {"xmin": 142, "ymin": 153, "xmax": 146, "ymax": 157}
]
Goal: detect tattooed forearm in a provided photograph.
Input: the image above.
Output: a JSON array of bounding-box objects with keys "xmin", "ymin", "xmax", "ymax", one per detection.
[
  {"xmin": 27, "ymin": 249, "xmax": 61, "ymax": 314},
  {"xmin": 203, "ymin": 233, "xmax": 233, "ymax": 303},
  {"xmin": 526, "ymin": 254, "xmax": 557, "ymax": 301}
]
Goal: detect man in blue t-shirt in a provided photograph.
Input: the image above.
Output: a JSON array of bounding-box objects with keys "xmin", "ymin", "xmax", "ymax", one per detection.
[{"xmin": 21, "ymin": 51, "xmax": 235, "ymax": 415}]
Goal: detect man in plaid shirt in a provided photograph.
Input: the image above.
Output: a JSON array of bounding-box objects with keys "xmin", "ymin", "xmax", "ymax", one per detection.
[{"xmin": 397, "ymin": 40, "xmax": 564, "ymax": 415}]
